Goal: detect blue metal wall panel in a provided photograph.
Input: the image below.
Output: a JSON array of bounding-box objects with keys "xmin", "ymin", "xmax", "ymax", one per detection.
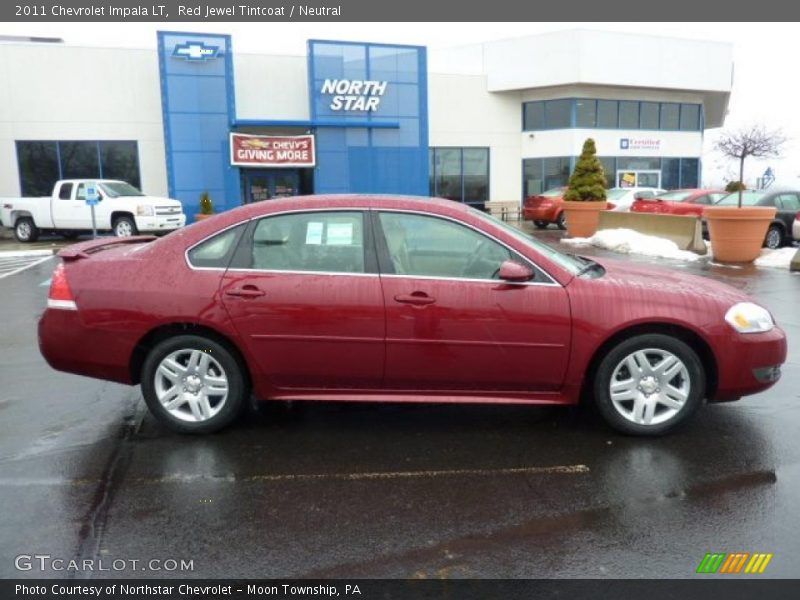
[
  {"xmin": 157, "ymin": 31, "xmax": 240, "ymax": 222},
  {"xmin": 308, "ymin": 41, "xmax": 429, "ymax": 197}
]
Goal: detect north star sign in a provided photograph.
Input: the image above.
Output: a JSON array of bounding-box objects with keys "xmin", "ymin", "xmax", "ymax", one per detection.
[
  {"xmin": 320, "ymin": 79, "xmax": 388, "ymax": 111},
  {"xmin": 172, "ymin": 41, "xmax": 220, "ymax": 61}
]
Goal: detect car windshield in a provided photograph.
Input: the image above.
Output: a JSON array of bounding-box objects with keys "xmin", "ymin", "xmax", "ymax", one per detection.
[
  {"xmin": 98, "ymin": 182, "xmax": 145, "ymax": 197},
  {"xmin": 606, "ymin": 189, "xmax": 631, "ymax": 200},
  {"xmin": 541, "ymin": 188, "xmax": 564, "ymax": 197},
  {"xmin": 716, "ymin": 191, "xmax": 765, "ymax": 206},
  {"xmin": 469, "ymin": 207, "xmax": 583, "ymax": 275},
  {"xmin": 658, "ymin": 191, "xmax": 693, "ymax": 201}
]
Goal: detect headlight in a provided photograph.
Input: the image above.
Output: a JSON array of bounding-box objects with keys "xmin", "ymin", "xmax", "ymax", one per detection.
[
  {"xmin": 136, "ymin": 205, "xmax": 154, "ymax": 216},
  {"xmin": 725, "ymin": 302, "xmax": 774, "ymax": 334}
]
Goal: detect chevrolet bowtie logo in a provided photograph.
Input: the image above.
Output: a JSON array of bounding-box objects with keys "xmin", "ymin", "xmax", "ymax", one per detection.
[{"xmin": 172, "ymin": 41, "xmax": 220, "ymax": 61}]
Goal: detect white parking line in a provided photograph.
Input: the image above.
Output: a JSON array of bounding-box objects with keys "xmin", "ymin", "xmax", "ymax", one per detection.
[{"xmin": 0, "ymin": 255, "xmax": 53, "ymax": 280}]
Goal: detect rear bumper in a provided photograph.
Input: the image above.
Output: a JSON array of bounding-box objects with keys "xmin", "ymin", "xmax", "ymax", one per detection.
[
  {"xmin": 711, "ymin": 326, "xmax": 787, "ymax": 401},
  {"xmin": 38, "ymin": 308, "xmax": 136, "ymax": 385},
  {"xmin": 135, "ymin": 214, "xmax": 186, "ymax": 232},
  {"xmin": 523, "ymin": 206, "xmax": 559, "ymax": 221},
  {"xmin": 793, "ymin": 220, "xmax": 800, "ymax": 241}
]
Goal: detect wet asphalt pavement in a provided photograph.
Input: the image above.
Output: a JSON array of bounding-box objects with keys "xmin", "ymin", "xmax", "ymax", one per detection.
[{"xmin": 0, "ymin": 229, "xmax": 798, "ymax": 580}]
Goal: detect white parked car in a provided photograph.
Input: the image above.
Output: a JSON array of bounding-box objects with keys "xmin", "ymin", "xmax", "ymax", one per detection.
[
  {"xmin": 606, "ymin": 187, "xmax": 667, "ymax": 212},
  {"xmin": 1, "ymin": 179, "xmax": 186, "ymax": 242},
  {"xmin": 793, "ymin": 213, "xmax": 800, "ymax": 242}
]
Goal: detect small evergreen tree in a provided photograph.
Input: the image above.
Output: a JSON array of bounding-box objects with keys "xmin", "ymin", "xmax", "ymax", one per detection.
[
  {"xmin": 564, "ymin": 138, "xmax": 607, "ymax": 202},
  {"xmin": 199, "ymin": 191, "xmax": 214, "ymax": 215}
]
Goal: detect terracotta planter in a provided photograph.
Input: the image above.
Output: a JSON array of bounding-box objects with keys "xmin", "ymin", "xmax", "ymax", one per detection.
[
  {"xmin": 704, "ymin": 206, "xmax": 777, "ymax": 263},
  {"xmin": 562, "ymin": 200, "xmax": 608, "ymax": 238},
  {"xmin": 194, "ymin": 213, "xmax": 214, "ymax": 222}
]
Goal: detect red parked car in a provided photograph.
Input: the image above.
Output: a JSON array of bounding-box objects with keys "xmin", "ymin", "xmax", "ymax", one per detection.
[
  {"xmin": 523, "ymin": 187, "xmax": 567, "ymax": 229},
  {"xmin": 630, "ymin": 189, "xmax": 728, "ymax": 216},
  {"xmin": 39, "ymin": 195, "xmax": 786, "ymax": 436}
]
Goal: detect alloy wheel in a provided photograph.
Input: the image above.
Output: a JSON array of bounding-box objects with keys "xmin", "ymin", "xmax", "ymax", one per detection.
[{"xmin": 154, "ymin": 349, "xmax": 229, "ymax": 422}]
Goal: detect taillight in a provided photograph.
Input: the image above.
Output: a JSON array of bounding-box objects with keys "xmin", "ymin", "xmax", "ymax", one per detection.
[
  {"xmin": 47, "ymin": 263, "xmax": 77, "ymax": 310},
  {"xmin": 795, "ymin": 211, "xmax": 800, "ymax": 222}
]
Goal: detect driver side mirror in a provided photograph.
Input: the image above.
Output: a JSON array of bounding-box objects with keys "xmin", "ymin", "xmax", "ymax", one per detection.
[{"xmin": 498, "ymin": 260, "xmax": 534, "ymax": 282}]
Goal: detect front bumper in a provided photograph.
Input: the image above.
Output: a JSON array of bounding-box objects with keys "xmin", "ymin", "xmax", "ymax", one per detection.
[
  {"xmin": 523, "ymin": 206, "xmax": 558, "ymax": 221},
  {"xmin": 711, "ymin": 326, "xmax": 787, "ymax": 401},
  {"xmin": 134, "ymin": 214, "xmax": 186, "ymax": 233}
]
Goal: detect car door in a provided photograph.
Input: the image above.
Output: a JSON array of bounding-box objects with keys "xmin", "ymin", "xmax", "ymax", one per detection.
[
  {"xmin": 375, "ymin": 210, "xmax": 571, "ymax": 392},
  {"xmin": 219, "ymin": 210, "xmax": 386, "ymax": 391},
  {"xmin": 49, "ymin": 182, "xmax": 83, "ymax": 229},
  {"xmin": 775, "ymin": 193, "xmax": 800, "ymax": 231}
]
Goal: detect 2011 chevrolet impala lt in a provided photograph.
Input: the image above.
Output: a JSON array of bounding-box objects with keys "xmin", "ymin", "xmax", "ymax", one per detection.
[{"xmin": 38, "ymin": 196, "xmax": 787, "ymax": 435}]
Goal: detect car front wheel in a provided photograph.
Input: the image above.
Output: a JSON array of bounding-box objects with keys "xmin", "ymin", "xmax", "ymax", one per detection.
[
  {"xmin": 593, "ymin": 334, "xmax": 705, "ymax": 435},
  {"xmin": 533, "ymin": 220, "xmax": 548, "ymax": 229},
  {"xmin": 556, "ymin": 212, "xmax": 567, "ymax": 230},
  {"xmin": 113, "ymin": 216, "xmax": 138, "ymax": 237},
  {"xmin": 141, "ymin": 335, "xmax": 247, "ymax": 434}
]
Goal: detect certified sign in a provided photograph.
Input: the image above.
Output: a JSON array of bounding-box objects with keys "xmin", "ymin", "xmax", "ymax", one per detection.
[{"xmin": 230, "ymin": 134, "xmax": 316, "ymax": 168}]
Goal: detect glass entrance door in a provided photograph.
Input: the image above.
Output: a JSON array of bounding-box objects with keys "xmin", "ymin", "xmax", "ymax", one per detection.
[
  {"xmin": 616, "ymin": 170, "xmax": 661, "ymax": 189},
  {"xmin": 242, "ymin": 170, "xmax": 300, "ymax": 204}
]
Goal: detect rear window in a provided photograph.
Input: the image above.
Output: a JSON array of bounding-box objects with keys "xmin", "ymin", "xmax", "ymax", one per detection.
[
  {"xmin": 716, "ymin": 191, "xmax": 766, "ymax": 206},
  {"xmin": 658, "ymin": 191, "xmax": 693, "ymax": 202},
  {"xmin": 187, "ymin": 224, "xmax": 245, "ymax": 269}
]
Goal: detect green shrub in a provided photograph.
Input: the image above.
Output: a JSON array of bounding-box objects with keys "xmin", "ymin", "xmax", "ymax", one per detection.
[
  {"xmin": 564, "ymin": 138, "xmax": 607, "ymax": 202},
  {"xmin": 199, "ymin": 191, "xmax": 214, "ymax": 215}
]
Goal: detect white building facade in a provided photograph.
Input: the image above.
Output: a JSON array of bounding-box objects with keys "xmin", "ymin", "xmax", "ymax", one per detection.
[{"xmin": 0, "ymin": 30, "xmax": 732, "ymax": 219}]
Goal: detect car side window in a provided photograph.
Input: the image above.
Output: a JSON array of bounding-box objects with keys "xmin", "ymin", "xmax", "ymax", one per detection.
[
  {"xmin": 187, "ymin": 224, "xmax": 246, "ymax": 269},
  {"xmin": 378, "ymin": 212, "xmax": 512, "ymax": 280},
  {"xmin": 637, "ymin": 191, "xmax": 655, "ymax": 199},
  {"xmin": 709, "ymin": 193, "xmax": 726, "ymax": 204},
  {"xmin": 249, "ymin": 211, "xmax": 365, "ymax": 274},
  {"xmin": 693, "ymin": 195, "xmax": 709, "ymax": 205},
  {"xmin": 58, "ymin": 183, "xmax": 73, "ymax": 200},
  {"xmin": 777, "ymin": 194, "xmax": 800, "ymax": 211},
  {"xmin": 75, "ymin": 183, "xmax": 87, "ymax": 200}
]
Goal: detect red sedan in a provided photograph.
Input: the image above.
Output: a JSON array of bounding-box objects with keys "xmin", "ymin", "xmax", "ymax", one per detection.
[
  {"xmin": 522, "ymin": 187, "xmax": 567, "ymax": 229},
  {"xmin": 39, "ymin": 195, "xmax": 786, "ymax": 435},
  {"xmin": 630, "ymin": 189, "xmax": 727, "ymax": 216}
]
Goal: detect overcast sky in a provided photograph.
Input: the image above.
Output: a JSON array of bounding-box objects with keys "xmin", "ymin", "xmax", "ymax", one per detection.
[{"xmin": 1, "ymin": 21, "xmax": 797, "ymax": 187}]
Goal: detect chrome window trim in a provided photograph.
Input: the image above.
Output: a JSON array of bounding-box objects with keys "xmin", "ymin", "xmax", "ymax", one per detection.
[
  {"xmin": 183, "ymin": 205, "xmax": 563, "ymax": 287},
  {"xmin": 375, "ymin": 208, "xmax": 560, "ymax": 286}
]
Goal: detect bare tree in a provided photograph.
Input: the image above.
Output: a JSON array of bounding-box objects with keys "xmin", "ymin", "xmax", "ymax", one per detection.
[{"xmin": 714, "ymin": 125, "xmax": 787, "ymax": 207}]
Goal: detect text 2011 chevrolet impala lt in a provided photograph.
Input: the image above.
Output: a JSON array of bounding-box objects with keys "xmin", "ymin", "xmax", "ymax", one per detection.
[{"xmin": 38, "ymin": 196, "xmax": 786, "ymax": 435}]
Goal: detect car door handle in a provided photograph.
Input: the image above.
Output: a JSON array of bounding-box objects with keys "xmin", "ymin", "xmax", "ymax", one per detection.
[
  {"xmin": 394, "ymin": 292, "xmax": 436, "ymax": 306},
  {"xmin": 225, "ymin": 285, "xmax": 265, "ymax": 298}
]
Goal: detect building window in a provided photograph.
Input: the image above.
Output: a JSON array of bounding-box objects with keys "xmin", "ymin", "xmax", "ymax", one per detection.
[
  {"xmin": 661, "ymin": 158, "xmax": 680, "ymax": 190},
  {"xmin": 430, "ymin": 147, "xmax": 489, "ymax": 205},
  {"xmin": 597, "ymin": 100, "xmax": 618, "ymax": 128},
  {"xmin": 523, "ymin": 157, "xmax": 572, "ymax": 197},
  {"xmin": 680, "ymin": 158, "xmax": 699, "ymax": 188},
  {"xmin": 545, "ymin": 99, "xmax": 572, "ymax": 129},
  {"xmin": 523, "ymin": 101, "xmax": 545, "ymax": 130},
  {"xmin": 640, "ymin": 102, "xmax": 659, "ymax": 130},
  {"xmin": 619, "ymin": 101, "xmax": 640, "ymax": 129},
  {"xmin": 660, "ymin": 103, "xmax": 680, "ymax": 130},
  {"xmin": 680, "ymin": 104, "xmax": 700, "ymax": 131},
  {"xmin": 15, "ymin": 140, "xmax": 141, "ymax": 197},
  {"xmin": 575, "ymin": 99, "xmax": 597, "ymax": 128},
  {"xmin": 599, "ymin": 157, "xmax": 615, "ymax": 189},
  {"xmin": 523, "ymin": 158, "xmax": 544, "ymax": 197}
]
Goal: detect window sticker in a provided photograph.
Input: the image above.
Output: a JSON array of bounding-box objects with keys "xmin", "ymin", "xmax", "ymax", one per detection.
[
  {"xmin": 305, "ymin": 222, "xmax": 324, "ymax": 245},
  {"xmin": 326, "ymin": 222, "xmax": 354, "ymax": 246}
]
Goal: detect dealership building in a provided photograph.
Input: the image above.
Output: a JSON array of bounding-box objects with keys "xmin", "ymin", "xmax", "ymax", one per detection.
[{"xmin": 0, "ymin": 29, "xmax": 732, "ymax": 220}]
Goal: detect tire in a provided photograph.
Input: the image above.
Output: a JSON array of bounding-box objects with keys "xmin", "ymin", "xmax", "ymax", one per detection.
[
  {"xmin": 113, "ymin": 215, "xmax": 138, "ymax": 238},
  {"xmin": 556, "ymin": 212, "xmax": 567, "ymax": 230},
  {"xmin": 592, "ymin": 334, "xmax": 705, "ymax": 436},
  {"xmin": 141, "ymin": 335, "xmax": 248, "ymax": 434},
  {"xmin": 764, "ymin": 224, "xmax": 783, "ymax": 250},
  {"xmin": 533, "ymin": 220, "xmax": 549, "ymax": 229},
  {"xmin": 14, "ymin": 217, "xmax": 39, "ymax": 243}
]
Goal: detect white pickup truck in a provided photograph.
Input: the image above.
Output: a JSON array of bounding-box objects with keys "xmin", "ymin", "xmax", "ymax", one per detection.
[{"xmin": 1, "ymin": 179, "xmax": 186, "ymax": 242}]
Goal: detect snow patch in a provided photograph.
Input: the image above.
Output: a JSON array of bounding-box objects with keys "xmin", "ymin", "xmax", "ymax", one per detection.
[
  {"xmin": 754, "ymin": 247, "xmax": 798, "ymax": 270},
  {"xmin": 560, "ymin": 228, "xmax": 704, "ymax": 262}
]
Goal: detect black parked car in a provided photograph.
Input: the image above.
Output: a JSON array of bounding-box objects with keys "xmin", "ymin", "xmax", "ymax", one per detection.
[{"xmin": 709, "ymin": 189, "xmax": 800, "ymax": 249}]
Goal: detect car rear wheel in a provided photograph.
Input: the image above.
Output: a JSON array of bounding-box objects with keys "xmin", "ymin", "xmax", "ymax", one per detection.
[
  {"xmin": 593, "ymin": 334, "xmax": 704, "ymax": 435},
  {"xmin": 14, "ymin": 217, "xmax": 39, "ymax": 243},
  {"xmin": 764, "ymin": 225, "xmax": 783, "ymax": 250},
  {"xmin": 141, "ymin": 335, "xmax": 247, "ymax": 434},
  {"xmin": 113, "ymin": 216, "xmax": 138, "ymax": 238},
  {"xmin": 556, "ymin": 212, "xmax": 567, "ymax": 230},
  {"xmin": 533, "ymin": 220, "xmax": 549, "ymax": 229}
]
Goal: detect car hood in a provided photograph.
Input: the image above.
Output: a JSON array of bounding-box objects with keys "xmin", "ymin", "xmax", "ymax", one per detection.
[
  {"xmin": 140, "ymin": 196, "xmax": 183, "ymax": 208},
  {"xmin": 582, "ymin": 255, "xmax": 751, "ymax": 307}
]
